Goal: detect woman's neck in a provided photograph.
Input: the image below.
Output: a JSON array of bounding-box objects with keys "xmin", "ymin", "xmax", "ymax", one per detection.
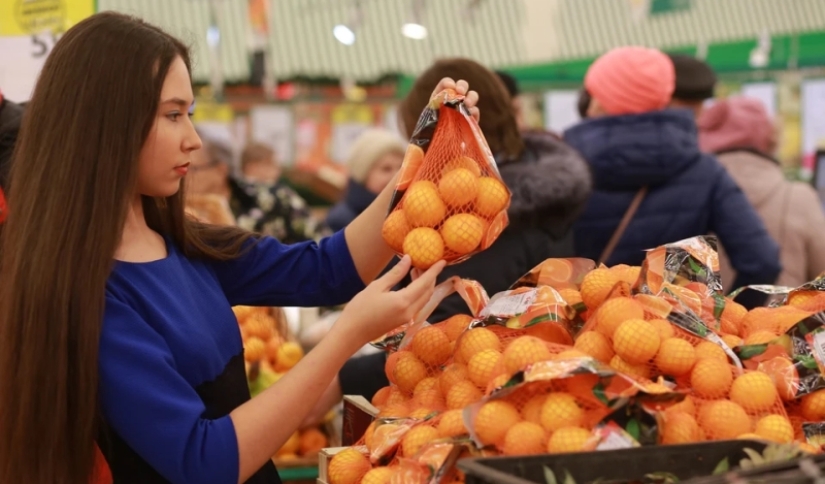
[{"xmin": 114, "ymin": 194, "xmax": 168, "ymax": 262}]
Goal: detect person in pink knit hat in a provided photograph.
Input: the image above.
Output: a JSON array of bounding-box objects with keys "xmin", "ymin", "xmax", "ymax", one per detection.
[
  {"xmin": 564, "ymin": 47, "xmax": 781, "ymax": 301},
  {"xmin": 699, "ymin": 96, "xmax": 825, "ymax": 288},
  {"xmin": 584, "ymin": 46, "xmax": 675, "ymax": 116}
]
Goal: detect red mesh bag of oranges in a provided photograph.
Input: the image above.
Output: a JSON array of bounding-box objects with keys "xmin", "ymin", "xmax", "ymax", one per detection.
[
  {"xmin": 463, "ymin": 355, "xmax": 682, "ymax": 456},
  {"xmin": 381, "ymin": 89, "xmax": 511, "ymax": 270}
]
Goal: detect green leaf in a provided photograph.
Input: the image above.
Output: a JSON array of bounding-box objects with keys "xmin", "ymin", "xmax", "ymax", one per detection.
[
  {"xmin": 712, "ymin": 457, "xmax": 730, "ymax": 475},
  {"xmin": 799, "ymin": 355, "xmax": 819, "ymax": 370},
  {"xmin": 626, "ymin": 418, "xmax": 641, "ymax": 441},
  {"xmin": 543, "ymin": 466, "xmax": 558, "ymax": 484},
  {"xmin": 562, "ymin": 470, "xmax": 577, "ymax": 484},
  {"xmin": 736, "ymin": 344, "xmax": 769, "ymax": 360},
  {"xmin": 645, "ymin": 472, "xmax": 680, "ymax": 483}
]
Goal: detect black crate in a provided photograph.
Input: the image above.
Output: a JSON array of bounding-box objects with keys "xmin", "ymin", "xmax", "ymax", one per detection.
[
  {"xmin": 683, "ymin": 452, "xmax": 825, "ymax": 484},
  {"xmin": 456, "ymin": 440, "xmax": 768, "ymax": 484}
]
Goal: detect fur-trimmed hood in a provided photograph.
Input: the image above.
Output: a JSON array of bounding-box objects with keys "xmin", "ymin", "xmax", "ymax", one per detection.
[{"xmin": 497, "ymin": 130, "xmax": 592, "ymax": 233}]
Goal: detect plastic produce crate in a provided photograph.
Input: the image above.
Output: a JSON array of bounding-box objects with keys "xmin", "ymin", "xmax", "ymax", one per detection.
[
  {"xmin": 456, "ymin": 440, "xmax": 768, "ymax": 484},
  {"xmin": 684, "ymin": 452, "xmax": 825, "ymax": 483}
]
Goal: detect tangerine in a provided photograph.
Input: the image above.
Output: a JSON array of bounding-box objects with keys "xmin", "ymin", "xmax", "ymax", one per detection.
[
  {"xmin": 475, "ymin": 177, "xmax": 509, "ymax": 218},
  {"xmin": 655, "ymin": 338, "xmax": 696, "ymax": 376},
  {"xmin": 698, "ymin": 400, "xmax": 752, "ymax": 441},
  {"xmin": 547, "ymin": 427, "xmax": 595, "ymax": 453},
  {"xmin": 581, "ymin": 269, "xmax": 621, "ymax": 310},
  {"xmin": 411, "ymin": 325, "xmax": 452, "ymax": 367},
  {"xmin": 503, "ymin": 421, "xmax": 547, "ymax": 455},
  {"xmin": 754, "ymin": 415, "xmax": 794, "ymax": 443},
  {"xmin": 613, "ymin": 319, "xmax": 661, "ymax": 364},
  {"xmin": 439, "ymin": 168, "xmax": 479, "ymax": 207},
  {"xmin": 382, "ymin": 210, "xmax": 411, "ymax": 253},
  {"xmin": 403, "ymin": 227, "xmax": 444, "ymax": 269},
  {"xmin": 467, "ymin": 349, "xmax": 504, "ymax": 388},
  {"xmin": 474, "ymin": 400, "xmax": 522, "ymax": 446},
  {"xmin": 503, "ymin": 336, "xmax": 553, "ymax": 374},
  {"xmin": 327, "ymin": 448, "xmax": 371, "ymax": 484},
  {"xmin": 457, "ymin": 327, "xmax": 501, "ymax": 363},
  {"xmin": 574, "ymin": 331, "xmax": 615, "ymax": 363},
  {"xmin": 403, "ymin": 181, "xmax": 446, "ymax": 227},
  {"xmin": 441, "ymin": 213, "xmax": 485, "ymax": 255},
  {"xmin": 730, "ymin": 372, "xmax": 778, "ymax": 414},
  {"xmin": 691, "ymin": 359, "xmax": 732, "ymax": 399},
  {"xmin": 594, "ymin": 297, "xmax": 645, "ymax": 338},
  {"xmin": 540, "ymin": 393, "xmax": 584, "ymax": 432}
]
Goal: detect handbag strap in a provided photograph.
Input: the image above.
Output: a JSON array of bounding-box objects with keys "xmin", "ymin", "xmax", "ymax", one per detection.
[{"xmin": 599, "ymin": 186, "xmax": 648, "ymax": 265}]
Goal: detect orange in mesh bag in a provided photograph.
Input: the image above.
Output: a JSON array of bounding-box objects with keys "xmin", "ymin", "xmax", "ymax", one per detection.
[
  {"xmin": 382, "ymin": 89, "xmax": 510, "ymax": 269},
  {"xmin": 464, "ymin": 356, "xmax": 682, "ymax": 455}
]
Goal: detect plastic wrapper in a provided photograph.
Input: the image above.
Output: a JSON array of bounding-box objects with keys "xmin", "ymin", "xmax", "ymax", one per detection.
[
  {"xmin": 381, "ymin": 89, "xmax": 510, "ymax": 269},
  {"xmin": 462, "ymin": 356, "xmax": 683, "ymax": 455},
  {"xmin": 734, "ymin": 312, "xmax": 825, "ymax": 399}
]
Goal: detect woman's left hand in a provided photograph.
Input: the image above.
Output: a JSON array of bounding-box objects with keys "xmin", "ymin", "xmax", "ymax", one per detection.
[{"xmin": 431, "ymin": 78, "xmax": 480, "ymax": 122}]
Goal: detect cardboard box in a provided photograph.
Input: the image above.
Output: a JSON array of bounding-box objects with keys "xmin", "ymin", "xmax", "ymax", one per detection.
[{"xmin": 341, "ymin": 395, "xmax": 379, "ymax": 446}]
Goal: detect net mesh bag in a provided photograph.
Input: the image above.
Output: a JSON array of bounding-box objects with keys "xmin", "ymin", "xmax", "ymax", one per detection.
[{"xmin": 382, "ymin": 89, "xmax": 510, "ymax": 269}]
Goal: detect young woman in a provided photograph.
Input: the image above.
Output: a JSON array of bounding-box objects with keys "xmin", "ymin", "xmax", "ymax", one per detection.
[{"xmin": 0, "ymin": 12, "xmax": 478, "ymax": 484}]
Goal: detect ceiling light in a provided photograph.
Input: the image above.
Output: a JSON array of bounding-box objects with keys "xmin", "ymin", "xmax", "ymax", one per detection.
[
  {"xmin": 402, "ymin": 22, "xmax": 427, "ymax": 40},
  {"xmin": 333, "ymin": 24, "xmax": 356, "ymax": 45}
]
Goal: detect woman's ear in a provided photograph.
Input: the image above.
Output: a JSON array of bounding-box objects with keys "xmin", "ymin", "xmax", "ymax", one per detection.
[{"xmin": 587, "ymin": 98, "xmax": 607, "ymax": 118}]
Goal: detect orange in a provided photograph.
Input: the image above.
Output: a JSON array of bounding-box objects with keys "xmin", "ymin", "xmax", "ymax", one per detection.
[
  {"xmin": 522, "ymin": 394, "xmax": 548, "ymax": 424},
  {"xmin": 661, "ymin": 412, "xmax": 703, "ymax": 444},
  {"xmin": 442, "ymin": 155, "xmax": 482, "ymax": 178},
  {"xmin": 441, "ymin": 213, "xmax": 485, "ymax": 255},
  {"xmin": 467, "ymin": 349, "xmax": 504, "ymax": 388},
  {"xmin": 547, "ymin": 427, "xmax": 595, "ymax": 453},
  {"xmin": 412, "ymin": 381, "xmax": 444, "ymax": 410},
  {"xmin": 503, "ymin": 336, "xmax": 554, "ymax": 374},
  {"xmin": 721, "ymin": 334, "xmax": 743, "ymax": 349},
  {"xmin": 275, "ymin": 341, "xmax": 304, "ymax": 371},
  {"xmin": 474, "ymin": 400, "xmax": 522, "ymax": 446},
  {"xmin": 574, "ymin": 331, "xmax": 615, "ymax": 363},
  {"xmin": 698, "ymin": 400, "xmax": 752, "ymax": 440},
  {"xmin": 647, "ymin": 318, "xmax": 676, "ymax": 340},
  {"xmin": 439, "ymin": 364, "xmax": 469, "ymax": 395},
  {"xmin": 245, "ymin": 314, "xmax": 276, "ymax": 340},
  {"xmin": 613, "ymin": 319, "xmax": 661, "ymax": 364},
  {"xmin": 378, "ymin": 402, "xmax": 409, "ymax": 418},
  {"xmin": 385, "ymin": 387, "xmax": 409, "ymax": 406},
  {"xmin": 278, "ymin": 431, "xmax": 301, "ymax": 455},
  {"xmin": 408, "ymin": 407, "xmax": 436, "ymax": 420},
  {"xmin": 610, "ymin": 264, "xmax": 641, "ymax": 286},
  {"xmin": 758, "ymin": 357, "xmax": 798, "ymax": 401},
  {"xmin": 610, "ymin": 354, "xmax": 651, "ymax": 380},
  {"xmin": 744, "ymin": 330, "xmax": 778, "ymax": 346},
  {"xmin": 503, "ymin": 421, "xmax": 547, "ymax": 455},
  {"xmin": 741, "ymin": 308, "xmax": 778, "ymax": 336},
  {"xmin": 382, "ymin": 210, "xmax": 411, "ymax": 253},
  {"xmin": 437, "ymin": 409, "xmax": 467, "ymax": 438},
  {"xmin": 666, "ymin": 396, "xmax": 696, "ymax": 417},
  {"xmin": 441, "ymin": 314, "xmax": 473, "ymax": 341},
  {"xmin": 720, "ymin": 299, "xmax": 747, "ymax": 336},
  {"xmin": 397, "ymin": 144, "xmax": 425, "ymax": 190},
  {"xmin": 540, "ymin": 393, "xmax": 584, "ymax": 432},
  {"xmin": 593, "ymin": 297, "xmax": 645, "ymax": 338},
  {"xmin": 327, "ymin": 448, "xmax": 371, "ymax": 484},
  {"xmin": 401, "ymin": 425, "xmax": 439, "ymax": 457},
  {"xmin": 372, "ymin": 386, "xmax": 391, "ymax": 407},
  {"xmin": 655, "ymin": 338, "xmax": 696, "ymax": 376},
  {"xmin": 730, "ymin": 372, "xmax": 778, "ymax": 414},
  {"xmin": 402, "ymin": 227, "xmax": 444, "ymax": 269},
  {"xmin": 457, "ymin": 327, "xmax": 501, "ymax": 363},
  {"xmin": 754, "ymin": 415, "xmax": 794, "ymax": 443},
  {"xmin": 581, "ymin": 269, "xmax": 621, "ymax": 310},
  {"xmin": 244, "ymin": 337, "xmax": 267, "ymax": 362},
  {"xmin": 690, "ymin": 359, "xmax": 732, "ymax": 399},
  {"xmin": 299, "ymin": 428, "xmax": 328, "ymax": 455},
  {"xmin": 801, "ymin": 389, "xmax": 825, "ymax": 421},
  {"xmin": 694, "ymin": 341, "xmax": 727, "ymax": 362},
  {"xmin": 446, "ymin": 380, "xmax": 483, "ymax": 409},
  {"xmin": 394, "ymin": 353, "xmax": 429, "ymax": 394},
  {"xmin": 403, "ymin": 181, "xmax": 446, "ymax": 228},
  {"xmin": 361, "ymin": 467, "xmax": 395, "ymax": 484},
  {"xmin": 411, "ymin": 325, "xmax": 452, "ymax": 367},
  {"xmin": 439, "ymin": 168, "xmax": 480, "ymax": 207},
  {"xmin": 475, "ymin": 177, "xmax": 509, "ymax": 218}
]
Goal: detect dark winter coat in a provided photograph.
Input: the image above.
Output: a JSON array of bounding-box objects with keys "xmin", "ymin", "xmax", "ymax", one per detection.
[
  {"xmin": 564, "ymin": 109, "xmax": 781, "ymax": 291},
  {"xmin": 325, "ymin": 178, "xmax": 376, "ymax": 232}
]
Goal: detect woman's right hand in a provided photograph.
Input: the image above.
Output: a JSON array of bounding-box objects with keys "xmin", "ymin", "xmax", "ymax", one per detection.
[{"xmin": 332, "ymin": 255, "xmax": 446, "ymax": 347}]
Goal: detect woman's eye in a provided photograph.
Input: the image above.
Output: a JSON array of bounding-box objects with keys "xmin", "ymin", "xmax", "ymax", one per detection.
[{"xmin": 166, "ymin": 112, "xmax": 181, "ymax": 121}]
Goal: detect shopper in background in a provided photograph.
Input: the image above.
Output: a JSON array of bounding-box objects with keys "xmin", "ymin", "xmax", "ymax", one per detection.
[
  {"xmin": 577, "ymin": 88, "xmax": 591, "ymax": 120},
  {"xmin": 240, "ymin": 142, "xmax": 282, "ymax": 185},
  {"xmin": 565, "ymin": 46, "xmax": 781, "ymax": 294},
  {"xmin": 700, "ymin": 97, "xmax": 825, "ymax": 288},
  {"xmin": 326, "ymin": 128, "xmax": 406, "ymax": 232},
  {"xmin": 495, "ymin": 70, "xmax": 527, "ymax": 130},
  {"xmin": 188, "ymin": 134, "xmax": 328, "ymax": 243},
  {"xmin": 668, "ymin": 53, "xmax": 717, "ymax": 119}
]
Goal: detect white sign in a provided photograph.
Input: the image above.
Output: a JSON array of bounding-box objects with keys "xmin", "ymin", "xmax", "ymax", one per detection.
[
  {"xmin": 250, "ymin": 105, "xmax": 294, "ymax": 166},
  {"xmin": 802, "ymin": 79, "xmax": 825, "ymax": 156},
  {"xmin": 544, "ymin": 90, "xmax": 582, "ymax": 135},
  {"xmin": 740, "ymin": 82, "xmax": 777, "ymax": 118}
]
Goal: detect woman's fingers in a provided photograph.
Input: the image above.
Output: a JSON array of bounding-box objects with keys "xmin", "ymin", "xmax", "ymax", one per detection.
[
  {"xmin": 455, "ymin": 80, "xmax": 469, "ymax": 95},
  {"xmin": 376, "ymin": 255, "xmax": 412, "ymax": 290},
  {"xmin": 465, "ymin": 90, "xmax": 480, "ymax": 121},
  {"xmin": 432, "ymin": 77, "xmax": 456, "ymax": 97},
  {"xmin": 400, "ymin": 260, "xmax": 445, "ymax": 302}
]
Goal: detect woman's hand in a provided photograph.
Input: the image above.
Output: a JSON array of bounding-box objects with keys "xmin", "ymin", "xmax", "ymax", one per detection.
[
  {"xmin": 331, "ymin": 256, "xmax": 446, "ymax": 348},
  {"xmin": 431, "ymin": 77, "xmax": 480, "ymax": 122}
]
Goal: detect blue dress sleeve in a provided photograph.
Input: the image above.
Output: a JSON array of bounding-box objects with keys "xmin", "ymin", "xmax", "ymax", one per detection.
[
  {"xmin": 211, "ymin": 229, "xmax": 366, "ymax": 308},
  {"xmin": 98, "ymin": 297, "xmax": 239, "ymax": 484},
  {"xmin": 709, "ymin": 164, "xmax": 782, "ymax": 289}
]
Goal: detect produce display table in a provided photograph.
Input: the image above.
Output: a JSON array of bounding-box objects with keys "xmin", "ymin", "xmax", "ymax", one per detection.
[{"xmin": 274, "ymin": 456, "xmax": 319, "ymax": 483}]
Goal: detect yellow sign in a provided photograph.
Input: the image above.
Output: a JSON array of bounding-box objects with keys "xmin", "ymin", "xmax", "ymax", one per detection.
[
  {"xmin": 331, "ymin": 104, "xmax": 373, "ymax": 125},
  {"xmin": 0, "ymin": 0, "xmax": 95, "ymax": 36},
  {"xmin": 192, "ymin": 101, "xmax": 235, "ymax": 123}
]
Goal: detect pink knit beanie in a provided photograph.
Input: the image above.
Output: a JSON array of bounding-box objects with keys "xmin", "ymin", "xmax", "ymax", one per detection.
[
  {"xmin": 698, "ymin": 97, "xmax": 775, "ymax": 155},
  {"xmin": 585, "ymin": 46, "xmax": 676, "ymax": 115}
]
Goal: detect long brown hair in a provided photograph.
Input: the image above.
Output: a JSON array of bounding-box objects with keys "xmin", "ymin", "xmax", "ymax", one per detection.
[
  {"xmin": 399, "ymin": 58, "xmax": 525, "ymax": 160},
  {"xmin": 0, "ymin": 12, "xmax": 255, "ymax": 483}
]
